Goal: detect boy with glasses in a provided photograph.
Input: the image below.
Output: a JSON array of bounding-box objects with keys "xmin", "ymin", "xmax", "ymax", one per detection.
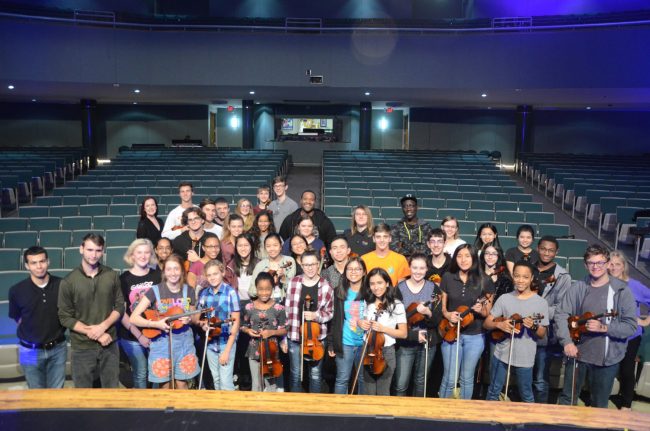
[
  {"xmin": 172, "ymin": 207, "xmax": 218, "ymax": 266},
  {"xmin": 555, "ymin": 244, "xmax": 637, "ymax": 408},
  {"xmin": 269, "ymin": 176, "xmax": 298, "ymax": 231},
  {"xmin": 424, "ymin": 229, "xmax": 450, "ymax": 284}
]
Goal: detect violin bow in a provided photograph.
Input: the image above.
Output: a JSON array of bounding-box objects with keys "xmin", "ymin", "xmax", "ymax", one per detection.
[
  {"xmin": 500, "ymin": 325, "xmax": 516, "ymax": 402},
  {"xmin": 168, "ymin": 324, "xmax": 175, "ymax": 389},
  {"xmin": 423, "ymin": 334, "xmax": 429, "ymax": 398},
  {"xmin": 198, "ymin": 301, "xmax": 210, "ymax": 390},
  {"xmin": 451, "ymin": 320, "xmax": 462, "ymax": 399}
]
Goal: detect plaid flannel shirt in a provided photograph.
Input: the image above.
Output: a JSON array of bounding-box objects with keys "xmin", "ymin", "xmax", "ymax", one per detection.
[
  {"xmin": 198, "ymin": 282, "xmax": 240, "ymax": 349},
  {"xmin": 285, "ymin": 275, "xmax": 334, "ymax": 342}
]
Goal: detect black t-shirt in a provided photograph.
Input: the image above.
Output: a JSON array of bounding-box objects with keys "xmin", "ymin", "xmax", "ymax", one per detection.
[
  {"xmin": 119, "ymin": 269, "xmax": 162, "ymax": 340},
  {"xmin": 505, "ymin": 247, "xmax": 540, "ymax": 266},
  {"xmin": 299, "ymin": 280, "xmax": 319, "ymax": 323},
  {"xmin": 426, "ymin": 254, "xmax": 451, "ymax": 284},
  {"xmin": 9, "ymin": 275, "xmax": 65, "ymax": 344},
  {"xmin": 172, "ymin": 231, "xmax": 218, "ymax": 259},
  {"xmin": 344, "ymin": 228, "xmax": 375, "ymax": 257},
  {"xmin": 440, "ymin": 272, "xmax": 494, "ymax": 335}
]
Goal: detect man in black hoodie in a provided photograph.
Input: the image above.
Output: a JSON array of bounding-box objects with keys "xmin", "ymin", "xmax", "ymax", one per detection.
[{"xmin": 279, "ymin": 190, "xmax": 336, "ymax": 248}]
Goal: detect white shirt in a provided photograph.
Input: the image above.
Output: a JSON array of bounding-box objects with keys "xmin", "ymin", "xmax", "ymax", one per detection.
[
  {"xmin": 161, "ymin": 204, "xmax": 197, "ymax": 240},
  {"xmin": 443, "ymin": 238, "xmax": 466, "ymax": 257},
  {"xmin": 364, "ymin": 300, "xmax": 406, "ymax": 347}
]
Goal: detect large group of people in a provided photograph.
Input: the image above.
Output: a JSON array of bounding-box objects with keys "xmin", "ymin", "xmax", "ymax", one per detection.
[{"xmin": 8, "ymin": 177, "xmax": 649, "ymax": 410}]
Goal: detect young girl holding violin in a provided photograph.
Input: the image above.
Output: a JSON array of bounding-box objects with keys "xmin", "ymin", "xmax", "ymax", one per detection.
[
  {"xmin": 358, "ymin": 267, "xmax": 407, "ymax": 396},
  {"xmin": 439, "ymin": 244, "xmax": 494, "ymax": 399},
  {"xmin": 250, "ymin": 233, "xmax": 296, "ymax": 301},
  {"xmin": 130, "ymin": 254, "xmax": 201, "ymax": 389},
  {"xmin": 480, "ymin": 243, "xmax": 513, "ymax": 303},
  {"xmin": 484, "ymin": 260, "xmax": 549, "ymax": 402},
  {"xmin": 394, "ymin": 253, "xmax": 441, "ymax": 397},
  {"xmin": 198, "ymin": 259, "xmax": 240, "ymax": 391},
  {"xmin": 241, "ymin": 272, "xmax": 287, "ymax": 392},
  {"xmin": 327, "ymin": 257, "xmax": 368, "ymax": 394}
]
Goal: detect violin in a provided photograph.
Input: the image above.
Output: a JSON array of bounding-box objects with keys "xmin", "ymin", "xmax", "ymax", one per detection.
[
  {"xmin": 438, "ymin": 293, "xmax": 491, "ymax": 343},
  {"xmin": 258, "ymin": 318, "xmax": 283, "ymax": 378},
  {"xmin": 204, "ymin": 316, "xmax": 237, "ymax": 340},
  {"xmin": 142, "ymin": 306, "xmax": 214, "ymax": 339},
  {"xmin": 491, "ymin": 313, "xmax": 544, "ymax": 342},
  {"xmin": 363, "ymin": 303, "xmax": 386, "ymax": 376},
  {"xmin": 302, "ymin": 294, "xmax": 324, "ymax": 362},
  {"xmin": 568, "ymin": 310, "xmax": 618, "ymax": 342},
  {"xmin": 406, "ymin": 292, "xmax": 441, "ymax": 328},
  {"xmin": 268, "ymin": 261, "xmax": 293, "ymax": 284},
  {"xmin": 541, "ymin": 274, "xmax": 556, "ymax": 285}
]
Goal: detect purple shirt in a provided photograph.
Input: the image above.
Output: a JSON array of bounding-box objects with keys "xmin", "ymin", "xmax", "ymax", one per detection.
[{"xmin": 628, "ymin": 278, "xmax": 650, "ymax": 339}]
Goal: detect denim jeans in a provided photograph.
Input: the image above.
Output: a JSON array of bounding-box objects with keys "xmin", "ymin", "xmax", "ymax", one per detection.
[
  {"xmin": 288, "ymin": 339, "xmax": 325, "ymax": 393},
  {"xmin": 19, "ymin": 342, "xmax": 67, "ymax": 389},
  {"xmin": 334, "ymin": 344, "xmax": 364, "ymax": 395},
  {"xmin": 532, "ymin": 344, "xmax": 562, "ymax": 403},
  {"xmin": 440, "ymin": 333, "xmax": 485, "ymax": 399},
  {"xmin": 119, "ymin": 339, "xmax": 148, "ymax": 389},
  {"xmin": 486, "ymin": 358, "xmax": 534, "ymax": 402},
  {"xmin": 394, "ymin": 343, "xmax": 436, "ymax": 397},
  {"xmin": 559, "ymin": 360, "xmax": 619, "ymax": 408},
  {"xmin": 71, "ymin": 342, "xmax": 119, "ymax": 388},
  {"xmin": 206, "ymin": 344, "xmax": 237, "ymax": 390}
]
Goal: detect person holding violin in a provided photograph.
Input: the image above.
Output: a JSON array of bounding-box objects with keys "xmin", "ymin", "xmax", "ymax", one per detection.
[
  {"xmin": 327, "ymin": 257, "xmax": 368, "ymax": 394},
  {"xmin": 484, "ymin": 260, "xmax": 549, "ymax": 402},
  {"xmin": 197, "ymin": 259, "xmax": 240, "ymax": 390},
  {"xmin": 358, "ymin": 268, "xmax": 408, "ymax": 396},
  {"xmin": 130, "ymin": 254, "xmax": 200, "ymax": 389},
  {"xmin": 532, "ymin": 236, "xmax": 571, "ymax": 404},
  {"xmin": 250, "ymin": 233, "xmax": 297, "ymax": 302},
  {"xmin": 285, "ymin": 250, "xmax": 334, "ymax": 393},
  {"xmin": 322, "ymin": 235, "xmax": 351, "ymax": 293},
  {"xmin": 439, "ymin": 244, "xmax": 494, "ymax": 399},
  {"xmin": 172, "ymin": 207, "xmax": 218, "ymax": 271},
  {"xmin": 394, "ymin": 253, "xmax": 441, "ymax": 397},
  {"xmin": 555, "ymin": 244, "xmax": 637, "ymax": 408},
  {"xmin": 241, "ymin": 272, "xmax": 287, "ymax": 392},
  {"xmin": 481, "ymin": 243, "xmax": 512, "ymax": 303}
]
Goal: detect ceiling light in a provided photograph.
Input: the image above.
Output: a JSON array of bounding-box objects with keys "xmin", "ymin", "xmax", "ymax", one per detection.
[
  {"xmin": 133, "ymin": 102, "xmax": 138, "ymax": 105},
  {"xmin": 249, "ymin": 91, "xmax": 255, "ymax": 95},
  {"xmin": 586, "ymin": 106, "xmax": 592, "ymax": 110},
  {"xmin": 365, "ymin": 92, "xmax": 371, "ymax": 96},
  {"xmin": 134, "ymin": 89, "xmax": 140, "ymax": 93},
  {"xmin": 31, "ymin": 99, "xmax": 37, "ymax": 102},
  {"xmin": 481, "ymin": 93, "xmax": 487, "ymax": 98},
  {"xmin": 7, "ymin": 85, "xmax": 14, "ymax": 90}
]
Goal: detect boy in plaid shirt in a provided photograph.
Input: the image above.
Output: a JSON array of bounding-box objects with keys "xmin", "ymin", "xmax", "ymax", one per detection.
[{"xmin": 285, "ymin": 250, "xmax": 334, "ymax": 393}]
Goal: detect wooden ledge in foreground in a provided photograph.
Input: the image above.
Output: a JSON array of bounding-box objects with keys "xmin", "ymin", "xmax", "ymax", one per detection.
[{"xmin": 0, "ymin": 389, "xmax": 648, "ymax": 431}]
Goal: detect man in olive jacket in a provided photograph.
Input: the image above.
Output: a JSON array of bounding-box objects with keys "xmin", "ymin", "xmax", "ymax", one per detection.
[{"xmin": 58, "ymin": 233, "xmax": 124, "ymax": 388}]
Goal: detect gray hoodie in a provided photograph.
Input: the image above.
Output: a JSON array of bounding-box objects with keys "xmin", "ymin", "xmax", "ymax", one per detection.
[
  {"xmin": 554, "ymin": 276, "xmax": 637, "ymax": 366},
  {"xmin": 537, "ymin": 263, "xmax": 572, "ymax": 346}
]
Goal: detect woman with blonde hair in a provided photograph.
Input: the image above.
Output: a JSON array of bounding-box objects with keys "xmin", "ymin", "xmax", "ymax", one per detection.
[
  {"xmin": 344, "ymin": 205, "xmax": 375, "ymax": 256},
  {"xmin": 608, "ymin": 251, "xmax": 650, "ymax": 410},
  {"xmin": 441, "ymin": 215, "xmax": 466, "ymax": 256},
  {"xmin": 235, "ymin": 198, "xmax": 255, "ymax": 232},
  {"xmin": 119, "ymin": 238, "xmax": 161, "ymax": 388}
]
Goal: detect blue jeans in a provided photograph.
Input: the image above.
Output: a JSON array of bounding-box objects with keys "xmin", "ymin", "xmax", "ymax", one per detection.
[
  {"xmin": 440, "ymin": 333, "xmax": 485, "ymax": 399},
  {"xmin": 119, "ymin": 339, "xmax": 148, "ymax": 389},
  {"xmin": 334, "ymin": 344, "xmax": 364, "ymax": 395},
  {"xmin": 394, "ymin": 343, "xmax": 436, "ymax": 397},
  {"xmin": 206, "ymin": 343, "xmax": 237, "ymax": 390},
  {"xmin": 288, "ymin": 340, "xmax": 325, "ymax": 393},
  {"xmin": 486, "ymin": 358, "xmax": 534, "ymax": 402},
  {"xmin": 19, "ymin": 342, "xmax": 67, "ymax": 389},
  {"xmin": 532, "ymin": 344, "xmax": 562, "ymax": 403},
  {"xmin": 559, "ymin": 360, "xmax": 619, "ymax": 408}
]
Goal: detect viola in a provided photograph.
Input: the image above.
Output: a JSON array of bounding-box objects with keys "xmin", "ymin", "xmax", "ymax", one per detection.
[
  {"xmin": 438, "ymin": 293, "xmax": 491, "ymax": 343},
  {"xmin": 406, "ymin": 292, "xmax": 441, "ymax": 328},
  {"xmin": 258, "ymin": 318, "xmax": 283, "ymax": 378},
  {"xmin": 268, "ymin": 261, "xmax": 293, "ymax": 284},
  {"xmin": 541, "ymin": 274, "xmax": 556, "ymax": 285},
  {"xmin": 204, "ymin": 316, "xmax": 237, "ymax": 340},
  {"xmin": 491, "ymin": 313, "xmax": 544, "ymax": 342},
  {"xmin": 302, "ymin": 294, "xmax": 324, "ymax": 361},
  {"xmin": 363, "ymin": 303, "xmax": 386, "ymax": 376},
  {"xmin": 142, "ymin": 306, "xmax": 214, "ymax": 339},
  {"xmin": 568, "ymin": 310, "xmax": 618, "ymax": 342}
]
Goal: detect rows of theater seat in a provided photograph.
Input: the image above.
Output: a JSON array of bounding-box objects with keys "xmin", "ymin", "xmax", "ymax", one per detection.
[
  {"xmin": 518, "ymin": 153, "xmax": 650, "ymax": 266},
  {"xmin": 0, "ymin": 148, "xmax": 289, "ymax": 347},
  {"xmin": 322, "ymin": 150, "xmax": 589, "ymax": 280}
]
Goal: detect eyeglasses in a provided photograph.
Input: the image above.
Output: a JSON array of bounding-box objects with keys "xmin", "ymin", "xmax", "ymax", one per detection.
[
  {"xmin": 585, "ymin": 261, "xmax": 608, "ymax": 268},
  {"xmin": 483, "ymin": 252, "xmax": 499, "ymax": 257},
  {"xmin": 428, "ymin": 239, "xmax": 444, "ymax": 244},
  {"xmin": 347, "ymin": 267, "xmax": 363, "ymax": 272},
  {"xmin": 187, "ymin": 217, "xmax": 202, "ymax": 223},
  {"xmin": 204, "ymin": 245, "xmax": 219, "ymax": 249}
]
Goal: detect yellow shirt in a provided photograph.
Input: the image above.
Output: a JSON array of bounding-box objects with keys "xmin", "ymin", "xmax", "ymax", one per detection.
[{"xmin": 361, "ymin": 250, "xmax": 411, "ymax": 286}]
